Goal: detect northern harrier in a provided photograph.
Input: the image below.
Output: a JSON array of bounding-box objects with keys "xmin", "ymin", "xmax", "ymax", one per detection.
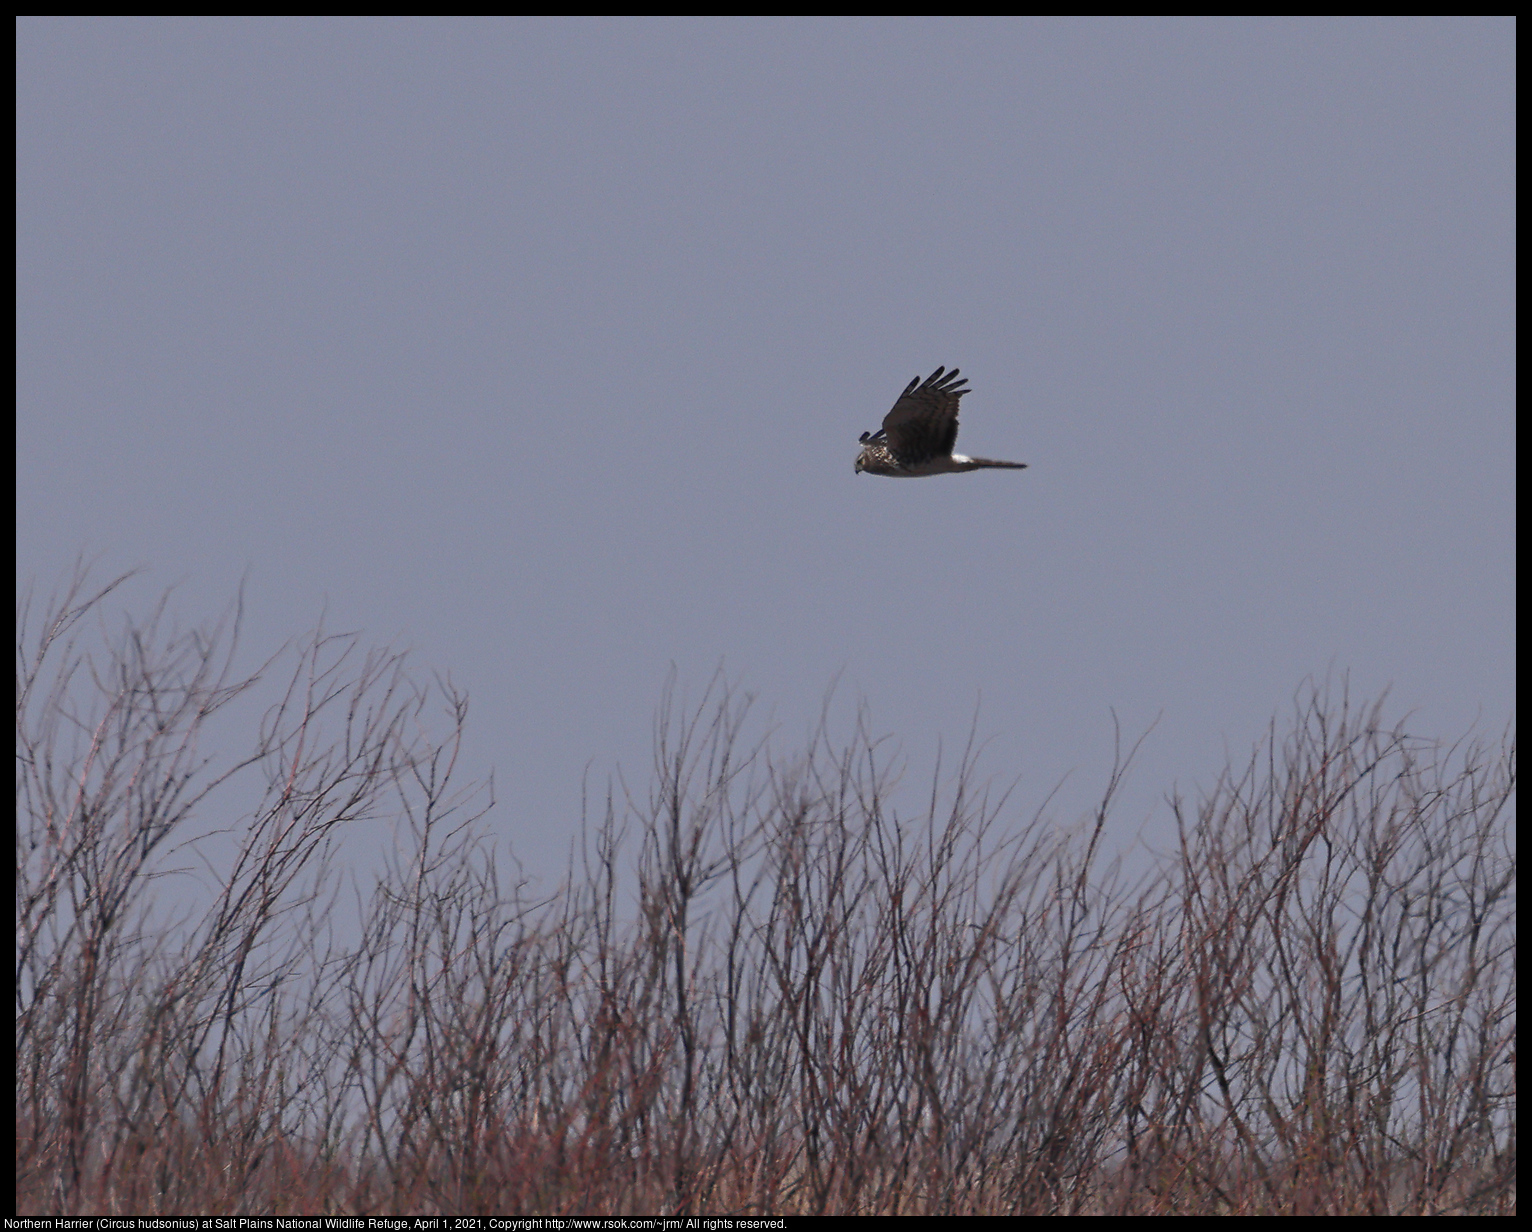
[{"xmin": 854, "ymin": 367, "xmax": 1028, "ymax": 477}]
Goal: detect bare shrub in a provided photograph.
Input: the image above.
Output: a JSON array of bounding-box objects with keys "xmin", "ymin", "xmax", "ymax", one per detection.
[
  {"xmin": 15, "ymin": 573, "xmax": 1515, "ymax": 1214},
  {"xmin": 16, "ymin": 566, "xmax": 489, "ymax": 1214},
  {"xmin": 1131, "ymin": 687, "xmax": 1517, "ymax": 1215}
]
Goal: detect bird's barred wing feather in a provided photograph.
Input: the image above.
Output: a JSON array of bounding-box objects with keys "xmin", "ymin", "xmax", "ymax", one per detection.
[{"xmin": 878, "ymin": 366, "xmax": 968, "ymax": 463}]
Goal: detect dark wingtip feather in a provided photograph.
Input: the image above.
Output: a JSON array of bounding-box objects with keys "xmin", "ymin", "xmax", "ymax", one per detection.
[{"xmin": 929, "ymin": 366, "xmax": 968, "ymax": 393}]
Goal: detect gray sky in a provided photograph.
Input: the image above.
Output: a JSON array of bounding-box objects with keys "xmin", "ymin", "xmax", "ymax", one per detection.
[{"xmin": 17, "ymin": 17, "xmax": 1515, "ymax": 881}]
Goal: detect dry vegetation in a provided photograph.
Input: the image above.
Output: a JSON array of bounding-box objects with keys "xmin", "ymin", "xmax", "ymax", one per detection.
[{"xmin": 16, "ymin": 570, "xmax": 1516, "ymax": 1215}]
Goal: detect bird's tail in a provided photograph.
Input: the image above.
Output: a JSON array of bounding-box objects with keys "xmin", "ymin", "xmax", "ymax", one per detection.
[{"xmin": 966, "ymin": 457, "xmax": 1029, "ymax": 470}]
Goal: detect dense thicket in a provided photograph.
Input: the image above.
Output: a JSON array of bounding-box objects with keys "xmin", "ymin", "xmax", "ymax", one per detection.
[{"xmin": 17, "ymin": 573, "xmax": 1515, "ymax": 1214}]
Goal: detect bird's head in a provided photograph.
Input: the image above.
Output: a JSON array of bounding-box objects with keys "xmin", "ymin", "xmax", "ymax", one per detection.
[{"xmin": 855, "ymin": 430, "xmax": 874, "ymax": 474}]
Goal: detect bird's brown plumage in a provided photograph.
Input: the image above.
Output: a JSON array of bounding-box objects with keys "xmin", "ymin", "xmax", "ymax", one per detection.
[{"xmin": 855, "ymin": 367, "xmax": 1027, "ymax": 477}]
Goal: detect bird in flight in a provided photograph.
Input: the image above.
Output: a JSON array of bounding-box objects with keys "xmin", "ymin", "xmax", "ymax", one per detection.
[{"xmin": 854, "ymin": 367, "xmax": 1028, "ymax": 477}]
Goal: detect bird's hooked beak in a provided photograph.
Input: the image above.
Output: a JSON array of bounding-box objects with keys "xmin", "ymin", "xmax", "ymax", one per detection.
[{"xmin": 854, "ymin": 455, "xmax": 864, "ymax": 475}]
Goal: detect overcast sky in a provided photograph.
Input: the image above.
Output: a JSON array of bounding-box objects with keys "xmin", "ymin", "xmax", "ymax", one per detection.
[{"xmin": 17, "ymin": 17, "xmax": 1515, "ymax": 883}]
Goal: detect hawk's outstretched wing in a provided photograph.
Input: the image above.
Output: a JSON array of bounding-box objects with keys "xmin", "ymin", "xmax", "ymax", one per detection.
[{"xmin": 875, "ymin": 366, "xmax": 968, "ymax": 465}]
